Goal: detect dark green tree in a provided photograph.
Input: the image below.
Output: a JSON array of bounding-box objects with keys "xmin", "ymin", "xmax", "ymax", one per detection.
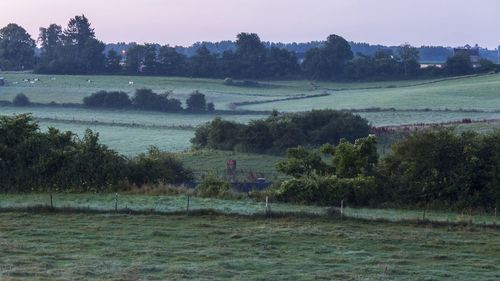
[{"xmin": 0, "ymin": 23, "xmax": 35, "ymax": 70}]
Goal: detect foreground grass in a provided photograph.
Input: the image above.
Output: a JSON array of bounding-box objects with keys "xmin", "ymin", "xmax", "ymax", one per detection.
[{"xmin": 0, "ymin": 212, "xmax": 498, "ymax": 280}]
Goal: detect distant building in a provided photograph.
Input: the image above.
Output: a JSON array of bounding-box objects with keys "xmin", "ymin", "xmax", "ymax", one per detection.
[{"xmin": 454, "ymin": 45, "xmax": 481, "ymax": 67}]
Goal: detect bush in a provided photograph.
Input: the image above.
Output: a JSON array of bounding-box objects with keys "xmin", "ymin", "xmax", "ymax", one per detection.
[
  {"xmin": 277, "ymin": 174, "xmax": 375, "ymax": 206},
  {"xmin": 196, "ymin": 174, "xmax": 230, "ymax": 197},
  {"xmin": 132, "ymin": 89, "xmax": 183, "ymax": 112},
  {"xmin": 83, "ymin": 91, "xmax": 132, "ymax": 108},
  {"xmin": 186, "ymin": 91, "xmax": 207, "ymax": 112},
  {"xmin": 129, "ymin": 147, "xmax": 193, "ymax": 186},
  {"xmin": 12, "ymin": 93, "xmax": 30, "ymax": 106}
]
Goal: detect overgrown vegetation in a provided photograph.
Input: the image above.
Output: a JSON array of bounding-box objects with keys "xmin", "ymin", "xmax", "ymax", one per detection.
[{"xmin": 276, "ymin": 130, "xmax": 500, "ymax": 210}]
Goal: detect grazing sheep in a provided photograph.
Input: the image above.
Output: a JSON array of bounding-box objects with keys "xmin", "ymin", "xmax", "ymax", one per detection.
[
  {"xmin": 29, "ymin": 81, "xmax": 35, "ymax": 84},
  {"xmin": 51, "ymin": 77, "xmax": 56, "ymax": 81},
  {"xmin": 128, "ymin": 81, "xmax": 134, "ymax": 86},
  {"xmin": 87, "ymin": 79, "xmax": 91, "ymax": 83},
  {"xmin": 34, "ymin": 78, "xmax": 39, "ymax": 82}
]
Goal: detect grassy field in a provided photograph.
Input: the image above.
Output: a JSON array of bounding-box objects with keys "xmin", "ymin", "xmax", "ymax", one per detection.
[
  {"xmin": 240, "ymin": 74, "xmax": 500, "ymax": 112},
  {"xmin": 0, "ymin": 211, "xmax": 498, "ymax": 280}
]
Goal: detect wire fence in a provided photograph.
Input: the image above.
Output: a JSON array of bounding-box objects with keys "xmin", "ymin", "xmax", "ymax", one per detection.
[{"xmin": 0, "ymin": 193, "xmax": 497, "ymax": 227}]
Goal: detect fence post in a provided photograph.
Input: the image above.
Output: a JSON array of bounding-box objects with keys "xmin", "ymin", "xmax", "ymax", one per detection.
[
  {"xmin": 265, "ymin": 196, "xmax": 271, "ymax": 217},
  {"xmin": 341, "ymin": 200, "xmax": 344, "ymax": 220},
  {"xmin": 50, "ymin": 192, "xmax": 53, "ymax": 209},
  {"xmin": 495, "ymin": 208, "xmax": 497, "ymax": 226},
  {"xmin": 114, "ymin": 193, "xmax": 118, "ymax": 212},
  {"xmin": 186, "ymin": 195, "xmax": 190, "ymax": 216}
]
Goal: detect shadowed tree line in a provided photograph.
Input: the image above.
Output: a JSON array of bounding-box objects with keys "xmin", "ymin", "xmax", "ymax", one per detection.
[{"xmin": 1, "ymin": 15, "xmax": 497, "ymax": 80}]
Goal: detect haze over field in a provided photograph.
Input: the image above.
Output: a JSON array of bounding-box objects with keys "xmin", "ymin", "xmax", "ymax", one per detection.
[{"xmin": 0, "ymin": 0, "xmax": 499, "ymax": 48}]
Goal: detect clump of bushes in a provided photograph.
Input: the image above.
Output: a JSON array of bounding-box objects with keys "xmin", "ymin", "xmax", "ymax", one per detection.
[
  {"xmin": 83, "ymin": 91, "xmax": 131, "ymax": 108},
  {"xmin": 0, "ymin": 114, "xmax": 193, "ymax": 192},
  {"xmin": 224, "ymin": 78, "xmax": 262, "ymax": 88},
  {"xmin": 83, "ymin": 89, "xmax": 214, "ymax": 113},
  {"xmin": 192, "ymin": 110, "xmax": 371, "ymax": 153},
  {"xmin": 196, "ymin": 174, "xmax": 230, "ymax": 197}
]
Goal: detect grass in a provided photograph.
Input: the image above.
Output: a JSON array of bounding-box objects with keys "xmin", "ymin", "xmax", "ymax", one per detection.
[
  {"xmin": 0, "ymin": 210, "xmax": 499, "ymax": 280},
  {"xmin": 241, "ymin": 73, "xmax": 500, "ymax": 112}
]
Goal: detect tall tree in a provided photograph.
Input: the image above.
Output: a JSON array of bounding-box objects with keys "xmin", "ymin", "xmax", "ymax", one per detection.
[
  {"xmin": 0, "ymin": 24, "xmax": 35, "ymax": 70},
  {"xmin": 398, "ymin": 43, "xmax": 420, "ymax": 76},
  {"xmin": 158, "ymin": 45, "xmax": 187, "ymax": 76},
  {"xmin": 235, "ymin": 33, "xmax": 267, "ymax": 78},
  {"xmin": 302, "ymin": 34, "xmax": 353, "ymax": 80}
]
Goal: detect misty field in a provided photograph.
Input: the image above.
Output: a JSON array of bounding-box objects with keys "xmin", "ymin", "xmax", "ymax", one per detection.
[{"xmin": 0, "ymin": 211, "xmax": 498, "ymax": 280}]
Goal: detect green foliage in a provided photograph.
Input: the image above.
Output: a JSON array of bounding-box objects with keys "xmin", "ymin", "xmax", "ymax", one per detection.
[
  {"xmin": 0, "ymin": 115, "xmax": 192, "ymax": 192},
  {"xmin": 186, "ymin": 91, "xmax": 208, "ymax": 112},
  {"xmin": 132, "ymin": 89, "xmax": 183, "ymax": 112},
  {"xmin": 192, "ymin": 110, "xmax": 371, "ymax": 153},
  {"xmin": 278, "ymin": 174, "xmax": 375, "ymax": 206},
  {"xmin": 328, "ymin": 136, "xmax": 378, "ymax": 178},
  {"xmin": 129, "ymin": 147, "xmax": 193, "ymax": 186},
  {"xmin": 303, "ymin": 34, "xmax": 353, "ymax": 80},
  {"xmin": 12, "ymin": 93, "xmax": 30, "ymax": 106},
  {"xmin": 445, "ymin": 53, "xmax": 473, "ymax": 75},
  {"xmin": 36, "ymin": 15, "xmax": 105, "ymax": 74},
  {"xmin": 276, "ymin": 146, "xmax": 331, "ymax": 178},
  {"xmin": 379, "ymin": 129, "xmax": 500, "ymax": 209},
  {"xmin": 0, "ymin": 23, "xmax": 35, "ymax": 70},
  {"xmin": 83, "ymin": 91, "xmax": 131, "ymax": 108},
  {"xmin": 196, "ymin": 174, "xmax": 230, "ymax": 197}
]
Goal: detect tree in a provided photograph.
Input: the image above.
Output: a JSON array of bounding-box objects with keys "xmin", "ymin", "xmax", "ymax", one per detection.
[
  {"xmin": 445, "ymin": 52, "xmax": 473, "ymax": 75},
  {"xmin": 0, "ymin": 24, "xmax": 35, "ymax": 70},
  {"xmin": 235, "ymin": 33, "xmax": 267, "ymax": 78},
  {"xmin": 37, "ymin": 24, "xmax": 63, "ymax": 72},
  {"xmin": 105, "ymin": 49, "xmax": 122, "ymax": 73},
  {"xmin": 302, "ymin": 34, "xmax": 353, "ymax": 80},
  {"xmin": 398, "ymin": 43, "xmax": 420, "ymax": 76},
  {"xmin": 189, "ymin": 45, "xmax": 217, "ymax": 77},
  {"xmin": 158, "ymin": 45, "xmax": 187, "ymax": 76},
  {"xmin": 186, "ymin": 91, "xmax": 207, "ymax": 112},
  {"xmin": 12, "ymin": 93, "xmax": 30, "ymax": 106}
]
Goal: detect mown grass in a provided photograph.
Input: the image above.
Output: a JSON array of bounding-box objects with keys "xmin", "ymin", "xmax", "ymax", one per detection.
[{"xmin": 0, "ymin": 211, "xmax": 498, "ymax": 280}]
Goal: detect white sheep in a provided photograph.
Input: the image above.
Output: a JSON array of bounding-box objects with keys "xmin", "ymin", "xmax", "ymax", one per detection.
[{"xmin": 128, "ymin": 81, "xmax": 134, "ymax": 86}]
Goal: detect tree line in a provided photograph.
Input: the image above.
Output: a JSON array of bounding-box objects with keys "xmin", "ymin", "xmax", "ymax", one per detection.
[
  {"xmin": 1, "ymin": 15, "xmax": 497, "ymax": 80},
  {"xmin": 191, "ymin": 110, "xmax": 371, "ymax": 153},
  {"xmin": 276, "ymin": 129, "xmax": 500, "ymax": 210},
  {"xmin": 83, "ymin": 89, "xmax": 214, "ymax": 113},
  {"xmin": 0, "ymin": 114, "xmax": 193, "ymax": 192}
]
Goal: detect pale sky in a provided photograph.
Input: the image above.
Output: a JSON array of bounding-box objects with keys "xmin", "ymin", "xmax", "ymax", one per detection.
[{"xmin": 0, "ymin": 0, "xmax": 499, "ymax": 48}]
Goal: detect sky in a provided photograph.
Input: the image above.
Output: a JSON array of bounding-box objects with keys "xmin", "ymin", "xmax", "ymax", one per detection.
[{"xmin": 0, "ymin": 0, "xmax": 499, "ymax": 48}]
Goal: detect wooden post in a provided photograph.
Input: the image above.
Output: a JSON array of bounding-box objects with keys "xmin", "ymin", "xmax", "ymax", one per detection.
[
  {"xmin": 495, "ymin": 208, "xmax": 497, "ymax": 226},
  {"xmin": 114, "ymin": 193, "xmax": 118, "ymax": 212},
  {"xmin": 341, "ymin": 200, "xmax": 344, "ymax": 220},
  {"xmin": 186, "ymin": 195, "xmax": 190, "ymax": 216},
  {"xmin": 50, "ymin": 192, "xmax": 53, "ymax": 209}
]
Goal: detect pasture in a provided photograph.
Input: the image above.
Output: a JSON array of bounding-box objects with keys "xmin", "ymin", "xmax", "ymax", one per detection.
[
  {"xmin": 240, "ymin": 74, "xmax": 500, "ymax": 112},
  {"xmin": 0, "ymin": 211, "xmax": 498, "ymax": 280}
]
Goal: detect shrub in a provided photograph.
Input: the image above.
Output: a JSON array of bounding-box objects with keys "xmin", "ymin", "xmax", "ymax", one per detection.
[
  {"xmin": 277, "ymin": 174, "xmax": 375, "ymax": 206},
  {"xmin": 196, "ymin": 174, "xmax": 230, "ymax": 197},
  {"xmin": 12, "ymin": 93, "xmax": 30, "ymax": 106},
  {"xmin": 129, "ymin": 146, "xmax": 193, "ymax": 186},
  {"xmin": 83, "ymin": 91, "xmax": 131, "ymax": 108},
  {"xmin": 186, "ymin": 91, "xmax": 207, "ymax": 112}
]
